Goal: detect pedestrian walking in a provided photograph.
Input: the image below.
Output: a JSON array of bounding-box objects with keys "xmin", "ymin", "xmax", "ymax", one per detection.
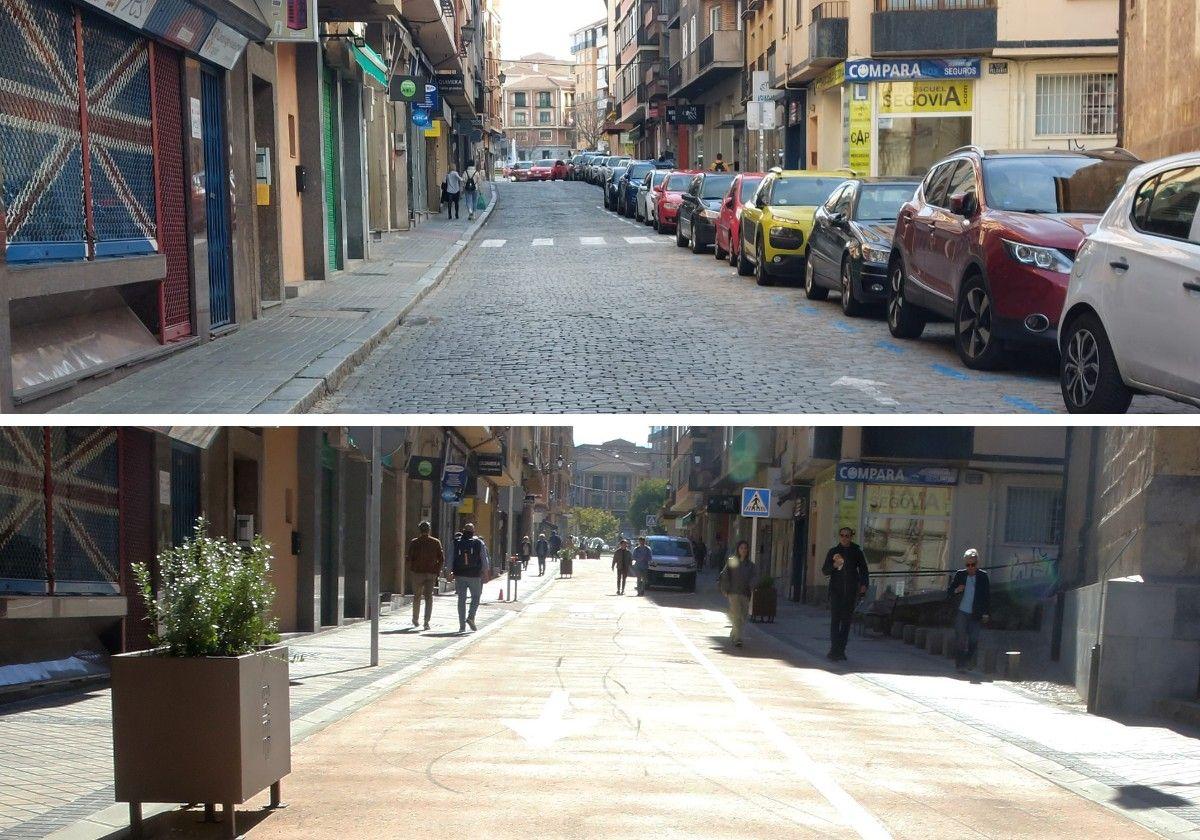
[
  {"xmin": 948, "ymin": 548, "xmax": 991, "ymax": 671},
  {"xmin": 549, "ymin": 528, "xmax": 563, "ymax": 559},
  {"xmin": 694, "ymin": 539, "xmax": 708, "ymax": 573},
  {"xmin": 464, "ymin": 161, "xmax": 481, "ymax": 221},
  {"xmin": 449, "ymin": 522, "xmax": 488, "ymax": 632},
  {"xmin": 821, "ymin": 527, "xmax": 869, "ymax": 661},
  {"xmin": 443, "ymin": 166, "xmax": 462, "ymax": 219},
  {"xmin": 710, "ymin": 535, "xmax": 726, "ymax": 576},
  {"xmin": 612, "ymin": 538, "xmax": 634, "ymax": 594},
  {"xmin": 718, "ymin": 540, "xmax": 756, "ymax": 648},
  {"xmin": 711, "ymin": 153, "xmax": 728, "ymax": 173},
  {"xmin": 535, "ymin": 532, "xmax": 549, "ymax": 576},
  {"xmin": 406, "ymin": 520, "xmax": 444, "ymax": 630},
  {"xmin": 632, "ymin": 535, "xmax": 652, "ymax": 595},
  {"xmin": 519, "ymin": 535, "xmax": 532, "ymax": 571}
]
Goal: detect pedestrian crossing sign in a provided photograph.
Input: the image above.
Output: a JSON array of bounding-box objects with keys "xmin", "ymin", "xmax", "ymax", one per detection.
[{"xmin": 741, "ymin": 487, "xmax": 771, "ymax": 518}]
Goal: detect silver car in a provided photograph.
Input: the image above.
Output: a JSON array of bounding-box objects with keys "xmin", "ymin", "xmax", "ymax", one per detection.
[{"xmin": 644, "ymin": 535, "xmax": 697, "ymax": 592}]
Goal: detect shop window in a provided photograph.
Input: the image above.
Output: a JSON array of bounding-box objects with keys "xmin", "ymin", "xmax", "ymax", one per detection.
[
  {"xmin": 1003, "ymin": 487, "xmax": 1062, "ymax": 545},
  {"xmin": 877, "ymin": 116, "xmax": 972, "ymax": 177},
  {"xmin": 1035, "ymin": 73, "xmax": 1117, "ymax": 137},
  {"xmin": 1, "ymin": 0, "xmax": 157, "ymax": 263},
  {"xmin": 861, "ymin": 484, "xmax": 952, "ymax": 597}
]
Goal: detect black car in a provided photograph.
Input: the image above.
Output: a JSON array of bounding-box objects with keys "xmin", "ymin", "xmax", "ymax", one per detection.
[
  {"xmin": 603, "ymin": 166, "xmax": 629, "ymax": 209},
  {"xmin": 675, "ymin": 172, "xmax": 736, "ymax": 254},
  {"xmin": 805, "ymin": 177, "xmax": 920, "ymax": 316},
  {"xmin": 618, "ymin": 161, "xmax": 658, "ymax": 216}
]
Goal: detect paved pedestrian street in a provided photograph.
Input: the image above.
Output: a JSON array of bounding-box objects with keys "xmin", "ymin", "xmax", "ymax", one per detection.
[
  {"xmin": 317, "ymin": 181, "xmax": 1192, "ymax": 414},
  {"xmin": 17, "ymin": 556, "xmax": 1198, "ymax": 840}
]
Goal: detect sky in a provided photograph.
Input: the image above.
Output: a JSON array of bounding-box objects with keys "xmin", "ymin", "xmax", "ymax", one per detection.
[
  {"xmin": 572, "ymin": 421, "xmax": 652, "ymax": 448},
  {"xmin": 500, "ymin": 0, "xmax": 606, "ymax": 63}
]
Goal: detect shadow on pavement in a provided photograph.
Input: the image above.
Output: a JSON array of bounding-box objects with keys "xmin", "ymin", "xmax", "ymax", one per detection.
[
  {"xmin": 98, "ymin": 802, "xmax": 274, "ymax": 840},
  {"xmin": 1111, "ymin": 784, "xmax": 1193, "ymax": 810}
]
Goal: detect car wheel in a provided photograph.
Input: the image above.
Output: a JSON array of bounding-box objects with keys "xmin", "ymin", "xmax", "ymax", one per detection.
[
  {"xmin": 955, "ymin": 276, "xmax": 1006, "ymax": 370},
  {"xmin": 655, "ymin": 216, "xmax": 663, "ymax": 234},
  {"xmin": 729, "ymin": 238, "xmax": 739, "ymax": 267},
  {"xmin": 840, "ymin": 257, "xmax": 864, "ymax": 317},
  {"xmin": 690, "ymin": 226, "xmax": 706, "ymax": 255},
  {"xmin": 1060, "ymin": 312, "xmax": 1133, "ymax": 413},
  {"xmin": 804, "ymin": 257, "xmax": 829, "ymax": 301},
  {"xmin": 676, "ymin": 220, "xmax": 689, "ymax": 248},
  {"xmin": 887, "ymin": 257, "xmax": 927, "ymax": 339},
  {"xmin": 755, "ymin": 237, "xmax": 773, "ymax": 286},
  {"xmin": 736, "ymin": 234, "xmax": 754, "ymax": 276},
  {"xmin": 714, "ymin": 232, "xmax": 728, "ymax": 261}
]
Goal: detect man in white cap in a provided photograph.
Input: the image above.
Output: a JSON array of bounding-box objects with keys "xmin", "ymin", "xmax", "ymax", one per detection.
[{"xmin": 947, "ymin": 548, "xmax": 991, "ymax": 671}]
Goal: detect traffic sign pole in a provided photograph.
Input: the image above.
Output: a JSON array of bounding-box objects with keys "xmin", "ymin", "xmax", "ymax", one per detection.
[{"xmin": 750, "ymin": 517, "xmax": 758, "ymax": 568}]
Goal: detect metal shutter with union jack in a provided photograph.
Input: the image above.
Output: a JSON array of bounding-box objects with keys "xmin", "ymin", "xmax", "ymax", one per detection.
[
  {"xmin": 0, "ymin": 0, "xmax": 161, "ymax": 264},
  {"xmin": 0, "ymin": 427, "xmax": 121, "ymax": 595}
]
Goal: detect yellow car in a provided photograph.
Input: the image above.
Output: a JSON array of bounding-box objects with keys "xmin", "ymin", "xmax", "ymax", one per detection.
[{"xmin": 737, "ymin": 168, "xmax": 855, "ymax": 286}]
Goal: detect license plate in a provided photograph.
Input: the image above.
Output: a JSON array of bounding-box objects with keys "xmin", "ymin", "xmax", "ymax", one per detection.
[{"xmin": 664, "ymin": 573, "xmax": 680, "ymax": 579}]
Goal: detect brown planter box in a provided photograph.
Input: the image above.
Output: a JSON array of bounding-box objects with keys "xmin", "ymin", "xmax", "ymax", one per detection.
[
  {"xmin": 750, "ymin": 587, "xmax": 777, "ymax": 622},
  {"xmin": 111, "ymin": 646, "xmax": 291, "ymax": 814}
]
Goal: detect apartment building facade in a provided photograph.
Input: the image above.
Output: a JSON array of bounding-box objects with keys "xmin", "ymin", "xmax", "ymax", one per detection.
[
  {"xmin": 502, "ymin": 54, "xmax": 578, "ymax": 160},
  {"xmin": 572, "ymin": 439, "xmax": 660, "ymax": 533},
  {"xmin": 571, "ymin": 17, "xmax": 611, "ymax": 151},
  {"xmin": 668, "ymin": 0, "xmax": 745, "ymax": 168}
]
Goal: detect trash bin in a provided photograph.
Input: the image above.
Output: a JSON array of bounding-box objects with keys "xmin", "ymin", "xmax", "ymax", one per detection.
[{"xmin": 560, "ymin": 556, "xmax": 573, "ymax": 578}]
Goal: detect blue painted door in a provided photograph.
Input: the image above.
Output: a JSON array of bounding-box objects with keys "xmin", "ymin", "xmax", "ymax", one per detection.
[{"xmin": 201, "ymin": 70, "xmax": 234, "ymax": 328}]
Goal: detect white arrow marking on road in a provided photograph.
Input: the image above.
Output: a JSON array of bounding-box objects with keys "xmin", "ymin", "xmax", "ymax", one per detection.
[
  {"xmin": 831, "ymin": 376, "xmax": 899, "ymax": 407},
  {"xmin": 532, "ymin": 238, "xmax": 554, "ymax": 246},
  {"xmin": 624, "ymin": 236, "xmax": 653, "ymax": 244},
  {"xmin": 580, "ymin": 236, "xmax": 606, "ymax": 245},
  {"xmin": 501, "ymin": 690, "xmax": 596, "ymax": 748},
  {"xmin": 480, "ymin": 239, "xmax": 506, "ymax": 248}
]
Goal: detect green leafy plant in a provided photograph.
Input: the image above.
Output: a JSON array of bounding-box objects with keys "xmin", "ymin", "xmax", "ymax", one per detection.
[{"xmin": 133, "ymin": 517, "xmax": 279, "ymax": 657}]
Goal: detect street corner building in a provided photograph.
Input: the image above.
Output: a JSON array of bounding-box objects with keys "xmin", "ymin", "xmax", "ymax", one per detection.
[
  {"xmin": 0, "ymin": 424, "xmax": 573, "ymax": 697},
  {"xmin": 0, "ymin": 0, "xmax": 503, "ymax": 412}
]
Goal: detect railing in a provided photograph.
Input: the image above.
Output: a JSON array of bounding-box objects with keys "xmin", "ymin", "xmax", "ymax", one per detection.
[
  {"xmin": 668, "ymin": 61, "xmax": 682, "ymax": 92},
  {"xmin": 641, "ymin": 0, "xmax": 660, "ymax": 30},
  {"xmin": 812, "ymin": 0, "xmax": 849, "ymax": 21},
  {"xmin": 661, "ymin": 0, "xmax": 679, "ymax": 19},
  {"xmin": 874, "ymin": 0, "xmax": 994, "ymax": 9},
  {"xmin": 698, "ymin": 29, "xmax": 741, "ymax": 71}
]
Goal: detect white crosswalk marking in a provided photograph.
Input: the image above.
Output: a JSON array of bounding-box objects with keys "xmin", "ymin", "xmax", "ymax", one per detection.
[
  {"xmin": 624, "ymin": 236, "xmax": 653, "ymax": 244},
  {"xmin": 480, "ymin": 239, "xmax": 507, "ymax": 248},
  {"xmin": 580, "ymin": 237, "xmax": 605, "ymax": 245},
  {"xmin": 532, "ymin": 238, "xmax": 554, "ymax": 246}
]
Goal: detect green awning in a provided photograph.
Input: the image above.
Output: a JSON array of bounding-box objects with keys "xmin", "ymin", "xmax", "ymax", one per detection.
[{"xmin": 351, "ymin": 44, "xmax": 388, "ymax": 87}]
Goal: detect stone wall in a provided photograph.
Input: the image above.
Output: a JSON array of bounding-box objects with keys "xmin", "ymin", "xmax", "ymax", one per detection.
[{"xmin": 1121, "ymin": 0, "xmax": 1200, "ymax": 159}]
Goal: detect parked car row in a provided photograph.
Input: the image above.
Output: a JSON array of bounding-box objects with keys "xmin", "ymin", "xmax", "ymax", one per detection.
[
  {"xmin": 504, "ymin": 159, "xmax": 568, "ymax": 181},
  {"xmin": 591, "ymin": 146, "xmax": 1200, "ymax": 413}
]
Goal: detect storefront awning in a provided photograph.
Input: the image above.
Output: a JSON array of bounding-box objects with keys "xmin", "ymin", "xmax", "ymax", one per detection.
[{"xmin": 351, "ymin": 43, "xmax": 389, "ymax": 87}]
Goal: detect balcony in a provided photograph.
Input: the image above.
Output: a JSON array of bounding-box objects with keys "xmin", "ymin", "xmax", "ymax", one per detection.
[
  {"xmin": 668, "ymin": 61, "xmax": 683, "ymax": 93},
  {"xmin": 403, "ymin": 0, "xmax": 458, "ymax": 64},
  {"xmin": 663, "ymin": 0, "xmax": 680, "ymax": 26},
  {"xmin": 641, "ymin": 0, "xmax": 660, "ymax": 33},
  {"xmin": 671, "ymin": 29, "xmax": 742, "ymax": 100},
  {"xmin": 871, "ymin": 0, "xmax": 997, "ymax": 56},
  {"xmin": 797, "ymin": 2, "xmax": 848, "ymax": 78}
]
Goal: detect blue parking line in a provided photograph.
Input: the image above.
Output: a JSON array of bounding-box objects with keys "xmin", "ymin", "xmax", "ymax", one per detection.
[
  {"xmin": 931, "ymin": 364, "xmax": 970, "ymax": 380},
  {"xmin": 799, "ymin": 305, "xmax": 820, "ymax": 315},
  {"xmin": 876, "ymin": 340, "xmax": 906, "ymax": 355},
  {"xmin": 1002, "ymin": 396, "xmax": 1055, "ymax": 413},
  {"xmin": 832, "ymin": 322, "xmax": 860, "ymax": 333}
]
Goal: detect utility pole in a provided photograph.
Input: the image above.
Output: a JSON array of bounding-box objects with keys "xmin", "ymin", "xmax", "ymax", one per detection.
[{"xmin": 368, "ymin": 427, "xmax": 382, "ymax": 668}]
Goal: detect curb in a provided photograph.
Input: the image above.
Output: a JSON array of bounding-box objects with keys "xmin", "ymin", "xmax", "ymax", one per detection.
[{"xmin": 250, "ymin": 186, "xmax": 500, "ymax": 414}]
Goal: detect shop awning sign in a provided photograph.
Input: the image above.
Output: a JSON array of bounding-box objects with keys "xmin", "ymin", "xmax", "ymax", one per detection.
[
  {"xmin": 406, "ymin": 454, "xmax": 442, "ymax": 481},
  {"xmin": 707, "ymin": 494, "xmax": 739, "ymax": 514},
  {"xmin": 741, "ymin": 487, "xmax": 771, "ymax": 518},
  {"xmin": 836, "ymin": 461, "xmax": 959, "ymax": 486},
  {"xmin": 475, "ymin": 453, "xmax": 504, "ymax": 477},
  {"xmin": 80, "ymin": 0, "xmax": 264, "ymax": 68},
  {"xmin": 845, "ymin": 58, "xmax": 981, "ymax": 83},
  {"xmin": 441, "ymin": 463, "xmax": 468, "ymax": 503}
]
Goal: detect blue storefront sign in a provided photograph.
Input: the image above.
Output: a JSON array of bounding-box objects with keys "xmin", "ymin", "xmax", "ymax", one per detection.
[
  {"xmin": 412, "ymin": 105, "xmax": 432, "ymax": 128},
  {"xmin": 836, "ymin": 461, "xmax": 958, "ymax": 486},
  {"xmin": 441, "ymin": 463, "xmax": 468, "ymax": 503},
  {"xmin": 845, "ymin": 58, "xmax": 981, "ymax": 82},
  {"xmin": 421, "ymin": 83, "xmax": 441, "ymax": 111}
]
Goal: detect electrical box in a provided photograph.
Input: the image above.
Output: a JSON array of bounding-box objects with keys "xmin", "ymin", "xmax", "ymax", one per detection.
[
  {"xmin": 235, "ymin": 514, "xmax": 255, "ymax": 547},
  {"xmin": 295, "ymin": 164, "xmax": 307, "ymax": 193}
]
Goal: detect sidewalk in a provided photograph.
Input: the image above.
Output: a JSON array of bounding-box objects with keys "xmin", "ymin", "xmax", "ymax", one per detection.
[
  {"xmin": 54, "ymin": 188, "xmax": 496, "ymax": 415},
  {"xmin": 0, "ymin": 560, "xmax": 558, "ymax": 840},
  {"xmin": 713, "ymin": 579, "xmax": 1200, "ymax": 839}
]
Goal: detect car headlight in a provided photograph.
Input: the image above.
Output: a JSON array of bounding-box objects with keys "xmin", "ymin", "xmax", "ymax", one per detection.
[
  {"xmin": 1002, "ymin": 239, "xmax": 1073, "ymax": 273},
  {"xmin": 664, "ymin": 201, "xmax": 679, "ymax": 209},
  {"xmin": 861, "ymin": 244, "xmax": 890, "ymax": 263}
]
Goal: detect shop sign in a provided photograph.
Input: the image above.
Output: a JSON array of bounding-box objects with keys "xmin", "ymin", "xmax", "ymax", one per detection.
[
  {"xmin": 198, "ymin": 22, "xmax": 247, "ymax": 70},
  {"xmin": 441, "ymin": 462, "xmax": 468, "ymax": 503},
  {"xmin": 878, "ymin": 81, "xmax": 972, "ymax": 114},
  {"xmin": 412, "ymin": 105, "xmax": 433, "ymax": 128},
  {"xmin": 815, "ymin": 62, "xmax": 845, "ymax": 92},
  {"xmin": 458, "ymin": 496, "xmax": 475, "ymax": 514},
  {"xmin": 475, "ymin": 453, "xmax": 504, "ymax": 477},
  {"xmin": 406, "ymin": 454, "xmax": 442, "ymax": 481},
  {"xmin": 707, "ymin": 494, "xmax": 739, "ymax": 514},
  {"xmin": 848, "ymin": 99, "xmax": 871, "ymax": 174},
  {"xmin": 424, "ymin": 118, "xmax": 443, "ymax": 138},
  {"xmin": 254, "ymin": 0, "xmax": 318, "ymax": 42},
  {"xmin": 836, "ymin": 460, "xmax": 959, "ymax": 486},
  {"xmin": 390, "ymin": 75, "xmax": 428, "ymax": 103},
  {"xmin": 865, "ymin": 485, "xmax": 952, "ymax": 518},
  {"xmin": 666, "ymin": 104, "xmax": 705, "ymax": 124},
  {"xmin": 436, "ymin": 71, "xmax": 466, "ymax": 95},
  {"xmin": 845, "ymin": 58, "xmax": 981, "ymax": 83}
]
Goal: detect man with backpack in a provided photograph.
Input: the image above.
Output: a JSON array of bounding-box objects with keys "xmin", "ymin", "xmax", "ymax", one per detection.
[{"xmin": 449, "ymin": 522, "xmax": 489, "ymax": 632}]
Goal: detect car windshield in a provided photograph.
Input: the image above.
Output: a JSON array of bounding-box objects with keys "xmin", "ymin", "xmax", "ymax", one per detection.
[
  {"xmin": 770, "ymin": 177, "xmax": 845, "ymax": 207},
  {"xmin": 534, "ymin": 160, "xmax": 551, "ymax": 167},
  {"xmin": 611, "ymin": 167, "xmax": 627, "ymax": 180},
  {"xmin": 647, "ymin": 537, "xmax": 692, "ymax": 557},
  {"xmin": 856, "ymin": 183, "xmax": 918, "ymax": 220},
  {"xmin": 666, "ymin": 174, "xmax": 693, "ymax": 190},
  {"xmin": 982, "ymin": 156, "xmax": 1138, "ymax": 214},
  {"xmin": 607, "ymin": 157, "xmax": 629, "ymax": 166},
  {"xmin": 515, "ymin": 162, "xmax": 533, "ymax": 169},
  {"xmin": 738, "ymin": 177, "xmax": 763, "ymax": 203},
  {"xmin": 627, "ymin": 163, "xmax": 655, "ymax": 179},
  {"xmin": 700, "ymin": 174, "xmax": 735, "ymax": 199},
  {"xmin": 651, "ymin": 171, "xmax": 670, "ymax": 187}
]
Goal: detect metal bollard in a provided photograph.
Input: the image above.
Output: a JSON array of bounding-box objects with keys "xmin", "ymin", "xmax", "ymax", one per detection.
[
  {"xmin": 914, "ymin": 626, "xmax": 929, "ymax": 647},
  {"xmin": 926, "ymin": 629, "xmax": 944, "ymax": 655},
  {"xmin": 982, "ymin": 649, "xmax": 999, "ymax": 673},
  {"xmin": 1004, "ymin": 651, "xmax": 1021, "ymax": 680},
  {"xmin": 902, "ymin": 624, "xmax": 917, "ymax": 644}
]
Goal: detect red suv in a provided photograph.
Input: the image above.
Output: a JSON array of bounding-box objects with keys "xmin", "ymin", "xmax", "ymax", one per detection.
[
  {"xmin": 654, "ymin": 170, "xmax": 699, "ymax": 234},
  {"xmin": 887, "ymin": 147, "xmax": 1140, "ymax": 369}
]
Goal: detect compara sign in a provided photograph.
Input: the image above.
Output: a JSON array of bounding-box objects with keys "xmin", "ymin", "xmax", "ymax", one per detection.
[
  {"xmin": 845, "ymin": 58, "xmax": 981, "ymax": 82},
  {"xmin": 835, "ymin": 461, "xmax": 958, "ymax": 486}
]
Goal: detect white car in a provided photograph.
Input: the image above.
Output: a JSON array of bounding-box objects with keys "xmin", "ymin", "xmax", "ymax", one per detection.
[{"xmin": 1059, "ymin": 151, "xmax": 1200, "ymax": 412}]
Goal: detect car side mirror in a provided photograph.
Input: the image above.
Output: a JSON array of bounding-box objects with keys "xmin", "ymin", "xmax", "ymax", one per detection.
[
  {"xmin": 831, "ymin": 211, "xmax": 848, "ymax": 227},
  {"xmin": 949, "ymin": 192, "xmax": 977, "ymax": 217},
  {"xmin": 724, "ymin": 196, "xmax": 735, "ymax": 209},
  {"xmin": 756, "ymin": 196, "xmax": 767, "ymax": 208}
]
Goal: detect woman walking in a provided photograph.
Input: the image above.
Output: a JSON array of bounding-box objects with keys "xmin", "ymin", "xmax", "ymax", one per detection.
[
  {"xmin": 612, "ymin": 539, "xmax": 634, "ymax": 594},
  {"xmin": 443, "ymin": 165, "xmax": 462, "ymax": 219},
  {"xmin": 464, "ymin": 161, "xmax": 481, "ymax": 221},
  {"xmin": 519, "ymin": 535, "xmax": 532, "ymax": 571},
  {"xmin": 718, "ymin": 540, "xmax": 756, "ymax": 648}
]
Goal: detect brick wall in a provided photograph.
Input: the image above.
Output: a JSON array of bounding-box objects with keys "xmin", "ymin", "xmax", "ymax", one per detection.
[{"xmin": 1121, "ymin": 0, "xmax": 1200, "ymax": 158}]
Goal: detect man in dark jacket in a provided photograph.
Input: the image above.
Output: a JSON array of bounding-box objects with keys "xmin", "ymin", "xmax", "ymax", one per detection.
[
  {"xmin": 535, "ymin": 533, "xmax": 550, "ymax": 576},
  {"xmin": 948, "ymin": 548, "xmax": 991, "ymax": 671},
  {"xmin": 821, "ymin": 527, "xmax": 869, "ymax": 661},
  {"xmin": 406, "ymin": 520, "xmax": 444, "ymax": 630},
  {"xmin": 450, "ymin": 523, "xmax": 489, "ymax": 633}
]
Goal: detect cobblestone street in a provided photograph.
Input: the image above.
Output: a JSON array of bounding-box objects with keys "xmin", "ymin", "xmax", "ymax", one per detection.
[{"xmin": 317, "ymin": 181, "xmax": 1192, "ymax": 414}]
